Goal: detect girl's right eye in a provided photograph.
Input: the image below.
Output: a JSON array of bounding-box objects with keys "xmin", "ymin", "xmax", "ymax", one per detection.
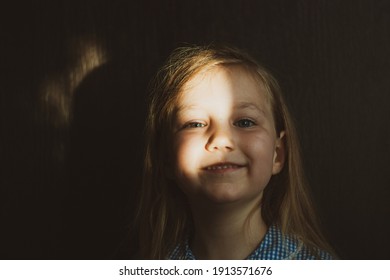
[{"xmin": 183, "ymin": 122, "xmax": 206, "ymax": 129}]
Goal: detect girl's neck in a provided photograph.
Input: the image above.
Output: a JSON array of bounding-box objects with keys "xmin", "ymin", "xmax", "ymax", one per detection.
[{"xmin": 189, "ymin": 198, "xmax": 267, "ymax": 260}]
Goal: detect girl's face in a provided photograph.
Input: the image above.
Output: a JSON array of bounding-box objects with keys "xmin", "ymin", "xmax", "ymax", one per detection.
[{"xmin": 172, "ymin": 65, "xmax": 285, "ymax": 206}]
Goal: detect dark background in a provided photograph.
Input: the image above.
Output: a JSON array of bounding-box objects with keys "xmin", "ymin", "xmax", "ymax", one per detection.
[{"xmin": 2, "ymin": 0, "xmax": 390, "ymax": 259}]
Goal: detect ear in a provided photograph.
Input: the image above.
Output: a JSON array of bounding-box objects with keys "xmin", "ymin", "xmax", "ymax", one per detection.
[{"xmin": 272, "ymin": 131, "xmax": 286, "ymax": 175}]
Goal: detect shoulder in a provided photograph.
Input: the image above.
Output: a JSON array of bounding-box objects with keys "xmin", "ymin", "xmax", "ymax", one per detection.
[{"xmin": 247, "ymin": 224, "xmax": 334, "ymax": 260}]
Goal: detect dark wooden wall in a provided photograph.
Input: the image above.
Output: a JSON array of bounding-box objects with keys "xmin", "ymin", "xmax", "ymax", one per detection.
[{"xmin": 2, "ymin": 0, "xmax": 390, "ymax": 259}]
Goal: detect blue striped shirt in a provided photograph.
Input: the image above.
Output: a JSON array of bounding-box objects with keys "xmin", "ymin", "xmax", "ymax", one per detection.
[{"xmin": 169, "ymin": 224, "xmax": 333, "ymax": 260}]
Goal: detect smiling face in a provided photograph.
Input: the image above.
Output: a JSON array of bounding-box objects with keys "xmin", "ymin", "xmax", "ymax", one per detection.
[{"xmin": 172, "ymin": 65, "xmax": 285, "ymax": 206}]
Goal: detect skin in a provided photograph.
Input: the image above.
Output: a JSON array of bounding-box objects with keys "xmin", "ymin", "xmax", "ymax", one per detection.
[{"xmin": 172, "ymin": 65, "xmax": 285, "ymax": 259}]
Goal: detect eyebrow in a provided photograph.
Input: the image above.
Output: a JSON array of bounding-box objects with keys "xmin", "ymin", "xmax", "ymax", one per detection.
[
  {"xmin": 176, "ymin": 102, "xmax": 266, "ymax": 115},
  {"xmin": 235, "ymin": 102, "xmax": 265, "ymax": 114},
  {"xmin": 176, "ymin": 104, "xmax": 200, "ymax": 114}
]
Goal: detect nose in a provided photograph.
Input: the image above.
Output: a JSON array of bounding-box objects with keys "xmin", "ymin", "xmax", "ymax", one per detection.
[{"xmin": 205, "ymin": 125, "xmax": 235, "ymax": 152}]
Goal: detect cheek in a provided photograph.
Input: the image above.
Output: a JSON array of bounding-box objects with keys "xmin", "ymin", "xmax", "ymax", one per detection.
[
  {"xmin": 243, "ymin": 134, "xmax": 276, "ymax": 168},
  {"xmin": 173, "ymin": 135, "xmax": 204, "ymax": 175}
]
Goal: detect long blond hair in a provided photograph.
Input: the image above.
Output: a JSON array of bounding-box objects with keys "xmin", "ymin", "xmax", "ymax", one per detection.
[{"xmin": 137, "ymin": 44, "xmax": 334, "ymax": 259}]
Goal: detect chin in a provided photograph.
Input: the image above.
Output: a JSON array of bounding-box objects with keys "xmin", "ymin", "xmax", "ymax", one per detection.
[
  {"xmin": 201, "ymin": 185, "xmax": 265, "ymax": 206},
  {"xmin": 200, "ymin": 185, "xmax": 247, "ymax": 204}
]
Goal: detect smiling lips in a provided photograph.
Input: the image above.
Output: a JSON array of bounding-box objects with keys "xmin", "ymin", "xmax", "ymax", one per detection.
[{"xmin": 203, "ymin": 162, "xmax": 245, "ymax": 173}]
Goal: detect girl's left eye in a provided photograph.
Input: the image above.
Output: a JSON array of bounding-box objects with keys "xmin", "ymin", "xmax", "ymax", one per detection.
[{"xmin": 234, "ymin": 119, "xmax": 256, "ymax": 128}]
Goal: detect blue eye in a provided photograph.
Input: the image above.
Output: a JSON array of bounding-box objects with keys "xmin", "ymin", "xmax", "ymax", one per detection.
[
  {"xmin": 235, "ymin": 119, "xmax": 256, "ymax": 128},
  {"xmin": 184, "ymin": 122, "xmax": 206, "ymax": 129}
]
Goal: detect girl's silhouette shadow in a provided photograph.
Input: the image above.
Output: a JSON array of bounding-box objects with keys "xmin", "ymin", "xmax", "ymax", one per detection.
[{"xmin": 65, "ymin": 61, "xmax": 146, "ymax": 259}]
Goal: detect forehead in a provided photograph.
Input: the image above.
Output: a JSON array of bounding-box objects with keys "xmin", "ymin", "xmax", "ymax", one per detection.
[{"xmin": 177, "ymin": 65, "xmax": 271, "ymax": 112}]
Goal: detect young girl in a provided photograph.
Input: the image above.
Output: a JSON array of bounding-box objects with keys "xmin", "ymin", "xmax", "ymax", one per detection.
[{"xmin": 137, "ymin": 44, "xmax": 335, "ymax": 259}]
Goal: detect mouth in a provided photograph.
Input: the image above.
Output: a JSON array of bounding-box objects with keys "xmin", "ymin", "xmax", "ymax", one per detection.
[{"xmin": 202, "ymin": 162, "xmax": 245, "ymax": 173}]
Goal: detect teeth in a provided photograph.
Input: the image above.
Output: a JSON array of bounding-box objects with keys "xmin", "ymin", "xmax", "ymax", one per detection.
[{"xmin": 207, "ymin": 165, "xmax": 237, "ymax": 170}]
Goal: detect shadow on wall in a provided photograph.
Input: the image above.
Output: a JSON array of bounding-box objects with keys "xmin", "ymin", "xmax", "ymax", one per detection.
[{"xmin": 63, "ymin": 61, "xmax": 146, "ymax": 259}]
